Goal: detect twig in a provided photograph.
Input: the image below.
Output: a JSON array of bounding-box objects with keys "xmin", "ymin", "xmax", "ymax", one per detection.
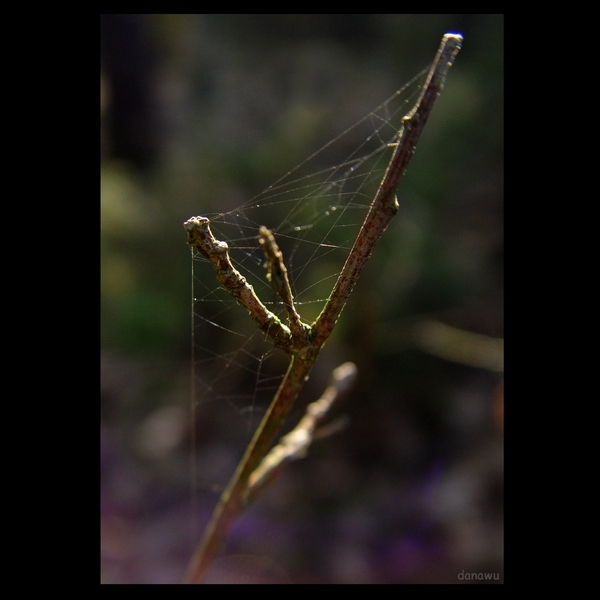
[
  {"xmin": 184, "ymin": 353, "xmax": 314, "ymax": 583},
  {"xmin": 184, "ymin": 217, "xmax": 310, "ymax": 354},
  {"xmin": 258, "ymin": 226, "xmax": 309, "ymax": 339},
  {"xmin": 245, "ymin": 362, "xmax": 357, "ymax": 503},
  {"xmin": 312, "ymin": 33, "xmax": 463, "ymax": 348},
  {"xmin": 183, "ymin": 32, "xmax": 462, "ymax": 583}
]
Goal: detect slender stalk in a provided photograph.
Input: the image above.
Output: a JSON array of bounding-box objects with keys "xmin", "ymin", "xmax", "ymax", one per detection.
[
  {"xmin": 258, "ymin": 226, "xmax": 310, "ymax": 339},
  {"xmin": 183, "ymin": 32, "xmax": 462, "ymax": 583},
  {"xmin": 184, "ymin": 354, "xmax": 314, "ymax": 582},
  {"xmin": 312, "ymin": 33, "xmax": 463, "ymax": 348}
]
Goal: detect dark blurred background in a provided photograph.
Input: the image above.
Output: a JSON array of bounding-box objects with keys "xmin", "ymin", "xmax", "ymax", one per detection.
[{"xmin": 101, "ymin": 14, "xmax": 503, "ymax": 584}]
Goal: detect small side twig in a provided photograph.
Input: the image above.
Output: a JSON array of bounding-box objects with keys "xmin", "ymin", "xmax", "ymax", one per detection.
[
  {"xmin": 245, "ymin": 361, "xmax": 357, "ymax": 503},
  {"xmin": 259, "ymin": 226, "xmax": 309, "ymax": 339}
]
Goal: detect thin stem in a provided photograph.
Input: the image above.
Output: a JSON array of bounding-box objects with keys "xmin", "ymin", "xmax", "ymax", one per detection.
[
  {"xmin": 183, "ymin": 354, "xmax": 314, "ymax": 583},
  {"xmin": 313, "ymin": 33, "xmax": 463, "ymax": 347},
  {"xmin": 258, "ymin": 226, "xmax": 309, "ymax": 339}
]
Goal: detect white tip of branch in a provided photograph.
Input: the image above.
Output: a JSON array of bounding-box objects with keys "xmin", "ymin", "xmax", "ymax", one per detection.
[{"xmin": 331, "ymin": 362, "xmax": 358, "ymax": 395}]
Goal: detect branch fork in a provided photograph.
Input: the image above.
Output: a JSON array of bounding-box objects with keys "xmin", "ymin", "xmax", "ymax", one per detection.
[
  {"xmin": 184, "ymin": 216, "xmax": 310, "ymax": 353},
  {"xmin": 184, "ymin": 32, "xmax": 462, "ymax": 583}
]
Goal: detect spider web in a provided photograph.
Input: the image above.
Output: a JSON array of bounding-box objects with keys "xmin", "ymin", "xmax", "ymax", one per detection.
[{"xmin": 189, "ymin": 66, "xmax": 429, "ymax": 493}]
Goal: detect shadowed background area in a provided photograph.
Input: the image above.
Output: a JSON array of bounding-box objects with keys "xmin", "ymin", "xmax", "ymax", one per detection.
[{"xmin": 101, "ymin": 14, "xmax": 503, "ymax": 584}]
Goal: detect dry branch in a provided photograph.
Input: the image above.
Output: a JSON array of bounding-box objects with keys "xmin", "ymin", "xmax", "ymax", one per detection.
[{"xmin": 183, "ymin": 32, "xmax": 462, "ymax": 583}]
